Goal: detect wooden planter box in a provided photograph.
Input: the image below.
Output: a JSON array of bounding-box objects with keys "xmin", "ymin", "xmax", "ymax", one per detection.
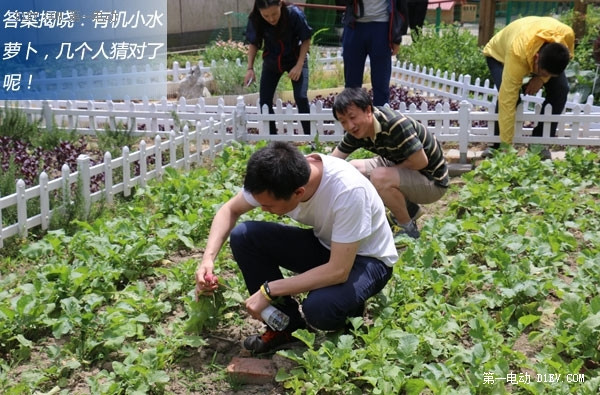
[
  {"xmin": 426, "ymin": 7, "xmax": 454, "ymax": 24},
  {"xmin": 461, "ymin": 4, "xmax": 478, "ymax": 23},
  {"xmin": 427, "ymin": 0, "xmax": 456, "ymax": 24}
]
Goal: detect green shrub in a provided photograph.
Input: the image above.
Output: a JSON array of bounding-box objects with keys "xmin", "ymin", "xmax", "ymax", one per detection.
[
  {"xmin": 397, "ymin": 23, "xmax": 490, "ymax": 81},
  {"xmin": 211, "ymin": 58, "xmax": 259, "ymax": 95},
  {"xmin": 202, "ymin": 40, "xmax": 248, "ymax": 63},
  {"xmin": 31, "ymin": 128, "xmax": 79, "ymax": 151},
  {"xmin": 0, "ymin": 104, "xmax": 79, "ymax": 149},
  {"xmin": 560, "ymin": 6, "xmax": 600, "ymax": 104},
  {"xmin": 0, "ymin": 104, "xmax": 40, "ymax": 141},
  {"xmin": 168, "ymin": 50, "xmax": 202, "ymax": 69},
  {"xmin": 96, "ymin": 121, "xmax": 138, "ymax": 157},
  {"xmin": 559, "ymin": 6, "xmax": 600, "ymax": 72},
  {"xmin": 0, "ymin": 156, "xmax": 18, "ymax": 197}
]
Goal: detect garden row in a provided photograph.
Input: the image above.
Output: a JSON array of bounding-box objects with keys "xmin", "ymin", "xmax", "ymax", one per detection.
[{"xmin": 1, "ymin": 142, "xmax": 599, "ymax": 393}]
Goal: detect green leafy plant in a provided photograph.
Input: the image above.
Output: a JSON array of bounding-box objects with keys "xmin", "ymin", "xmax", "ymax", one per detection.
[
  {"xmin": 397, "ymin": 23, "xmax": 490, "ymax": 81},
  {"xmin": 559, "ymin": 7, "xmax": 600, "ymax": 73},
  {"xmin": 273, "ymin": 147, "xmax": 600, "ymax": 394},
  {"xmin": 202, "ymin": 40, "xmax": 249, "ymax": 63},
  {"xmin": 0, "ymin": 103, "xmax": 41, "ymax": 141},
  {"xmin": 168, "ymin": 49, "xmax": 203, "ymax": 69},
  {"xmin": 560, "ymin": 7, "xmax": 600, "ymax": 104},
  {"xmin": 2, "ymin": 142, "xmax": 599, "ymax": 393},
  {"xmin": 185, "ymin": 291, "xmax": 226, "ymax": 334},
  {"xmin": 210, "ymin": 58, "xmax": 255, "ymax": 95},
  {"xmin": 96, "ymin": 120, "xmax": 138, "ymax": 158}
]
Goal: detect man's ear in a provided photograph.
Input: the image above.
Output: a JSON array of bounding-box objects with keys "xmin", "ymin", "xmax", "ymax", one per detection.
[{"xmin": 294, "ymin": 186, "xmax": 306, "ymax": 198}]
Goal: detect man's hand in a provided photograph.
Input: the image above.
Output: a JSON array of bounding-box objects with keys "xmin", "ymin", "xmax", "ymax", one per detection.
[
  {"xmin": 245, "ymin": 289, "xmax": 270, "ymax": 320},
  {"xmin": 195, "ymin": 266, "xmax": 219, "ymax": 300},
  {"xmin": 244, "ymin": 69, "xmax": 255, "ymax": 87},
  {"xmin": 288, "ymin": 64, "xmax": 302, "ymax": 81},
  {"xmin": 524, "ymin": 76, "xmax": 544, "ymax": 95}
]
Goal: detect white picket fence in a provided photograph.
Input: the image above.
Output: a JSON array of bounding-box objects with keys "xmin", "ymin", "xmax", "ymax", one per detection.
[
  {"xmin": 1, "ymin": 52, "xmax": 600, "ymax": 247},
  {"xmin": 0, "ymin": 118, "xmax": 236, "ymax": 248}
]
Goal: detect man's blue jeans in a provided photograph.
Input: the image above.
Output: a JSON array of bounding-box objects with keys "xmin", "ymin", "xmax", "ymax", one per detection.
[
  {"xmin": 342, "ymin": 21, "xmax": 392, "ymax": 106},
  {"xmin": 229, "ymin": 221, "xmax": 393, "ymax": 331},
  {"xmin": 487, "ymin": 56, "xmax": 569, "ymax": 147}
]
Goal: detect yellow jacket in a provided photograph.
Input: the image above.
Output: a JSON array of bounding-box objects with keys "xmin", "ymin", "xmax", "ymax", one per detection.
[{"xmin": 483, "ymin": 16, "xmax": 574, "ymax": 143}]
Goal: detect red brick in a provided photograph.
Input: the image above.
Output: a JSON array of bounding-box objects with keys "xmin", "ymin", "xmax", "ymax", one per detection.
[{"xmin": 226, "ymin": 357, "xmax": 277, "ymax": 385}]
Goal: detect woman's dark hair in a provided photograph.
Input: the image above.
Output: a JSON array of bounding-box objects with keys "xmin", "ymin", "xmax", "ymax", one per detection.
[
  {"xmin": 249, "ymin": 0, "xmax": 289, "ymax": 49},
  {"xmin": 332, "ymin": 87, "xmax": 374, "ymax": 120},
  {"xmin": 538, "ymin": 42, "xmax": 570, "ymax": 75},
  {"xmin": 244, "ymin": 141, "xmax": 310, "ymax": 200}
]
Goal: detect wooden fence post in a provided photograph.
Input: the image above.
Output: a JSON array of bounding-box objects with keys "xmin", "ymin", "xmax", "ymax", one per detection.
[
  {"xmin": 169, "ymin": 130, "xmax": 177, "ymax": 167},
  {"xmin": 61, "ymin": 163, "xmax": 71, "ymax": 211},
  {"xmin": 172, "ymin": 61, "xmax": 181, "ymax": 82},
  {"xmin": 573, "ymin": 0, "xmax": 587, "ymax": 43},
  {"xmin": 16, "ymin": 179, "xmax": 27, "ymax": 238},
  {"xmin": 104, "ymin": 152, "xmax": 114, "ymax": 204},
  {"xmin": 195, "ymin": 120, "xmax": 203, "ymax": 165},
  {"xmin": 42, "ymin": 101, "xmax": 53, "ymax": 130},
  {"xmin": 183, "ymin": 126, "xmax": 191, "ymax": 171},
  {"xmin": 478, "ymin": 0, "xmax": 496, "ymax": 46},
  {"xmin": 77, "ymin": 155, "xmax": 91, "ymax": 217},
  {"xmin": 39, "ymin": 172, "xmax": 49, "ymax": 230},
  {"xmin": 235, "ymin": 96, "xmax": 247, "ymax": 142},
  {"xmin": 140, "ymin": 140, "xmax": 148, "ymax": 187},
  {"xmin": 155, "ymin": 135, "xmax": 163, "ymax": 181},
  {"xmin": 461, "ymin": 75, "xmax": 472, "ymax": 101},
  {"xmin": 206, "ymin": 117, "xmax": 216, "ymax": 160},
  {"xmin": 458, "ymin": 101, "xmax": 471, "ymax": 163},
  {"xmin": 123, "ymin": 146, "xmax": 131, "ymax": 197}
]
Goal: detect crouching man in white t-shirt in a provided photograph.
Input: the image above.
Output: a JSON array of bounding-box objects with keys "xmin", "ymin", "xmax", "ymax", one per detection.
[{"xmin": 195, "ymin": 141, "xmax": 398, "ymax": 353}]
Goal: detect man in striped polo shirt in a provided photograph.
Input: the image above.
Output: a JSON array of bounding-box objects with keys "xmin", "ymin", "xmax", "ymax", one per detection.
[{"xmin": 331, "ymin": 87, "xmax": 448, "ymax": 240}]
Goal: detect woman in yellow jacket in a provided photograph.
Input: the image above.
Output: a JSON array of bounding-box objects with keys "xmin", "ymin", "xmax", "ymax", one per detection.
[{"xmin": 482, "ymin": 16, "xmax": 574, "ymax": 159}]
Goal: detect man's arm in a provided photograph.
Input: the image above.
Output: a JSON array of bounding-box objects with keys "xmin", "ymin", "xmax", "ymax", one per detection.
[
  {"xmin": 195, "ymin": 191, "xmax": 254, "ymax": 297},
  {"xmin": 331, "ymin": 146, "xmax": 350, "ymax": 159},
  {"xmin": 394, "ymin": 148, "xmax": 428, "ymax": 170},
  {"xmin": 244, "ymin": 240, "xmax": 360, "ymax": 319},
  {"xmin": 497, "ymin": 54, "xmax": 528, "ymax": 144},
  {"xmin": 289, "ymin": 39, "xmax": 310, "ymax": 82},
  {"xmin": 245, "ymin": 44, "xmax": 259, "ymax": 86},
  {"xmin": 392, "ymin": 0, "xmax": 409, "ymax": 44}
]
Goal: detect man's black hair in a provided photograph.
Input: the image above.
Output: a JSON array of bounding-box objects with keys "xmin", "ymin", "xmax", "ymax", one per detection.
[
  {"xmin": 332, "ymin": 87, "xmax": 374, "ymax": 120},
  {"xmin": 538, "ymin": 42, "xmax": 570, "ymax": 75},
  {"xmin": 244, "ymin": 141, "xmax": 310, "ymax": 200}
]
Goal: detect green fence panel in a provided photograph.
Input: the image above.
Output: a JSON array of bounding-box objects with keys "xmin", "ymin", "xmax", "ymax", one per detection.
[{"xmin": 303, "ymin": 0, "xmax": 344, "ymax": 46}]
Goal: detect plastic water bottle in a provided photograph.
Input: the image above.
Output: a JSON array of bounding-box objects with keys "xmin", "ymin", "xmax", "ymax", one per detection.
[{"xmin": 261, "ymin": 305, "xmax": 290, "ymax": 331}]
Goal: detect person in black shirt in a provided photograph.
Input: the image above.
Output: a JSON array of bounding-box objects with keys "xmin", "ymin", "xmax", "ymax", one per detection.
[{"xmin": 245, "ymin": 0, "xmax": 313, "ymax": 135}]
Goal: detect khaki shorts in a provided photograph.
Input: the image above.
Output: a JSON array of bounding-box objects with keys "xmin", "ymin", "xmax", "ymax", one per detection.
[{"xmin": 362, "ymin": 156, "xmax": 447, "ymax": 204}]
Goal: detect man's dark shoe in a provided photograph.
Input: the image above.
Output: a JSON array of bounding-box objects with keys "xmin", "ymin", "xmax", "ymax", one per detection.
[
  {"xmin": 406, "ymin": 200, "xmax": 424, "ymax": 221},
  {"xmin": 243, "ymin": 328, "xmax": 295, "ymax": 354},
  {"xmin": 539, "ymin": 148, "xmax": 552, "ymax": 161},
  {"xmin": 481, "ymin": 147, "xmax": 495, "ymax": 159},
  {"xmin": 392, "ymin": 220, "xmax": 420, "ymax": 241},
  {"xmin": 528, "ymin": 144, "xmax": 552, "ymax": 160},
  {"xmin": 387, "ymin": 205, "xmax": 422, "ymax": 230}
]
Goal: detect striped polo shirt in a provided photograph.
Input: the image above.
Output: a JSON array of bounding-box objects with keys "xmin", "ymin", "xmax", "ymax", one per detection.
[{"xmin": 337, "ymin": 106, "xmax": 449, "ymax": 187}]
